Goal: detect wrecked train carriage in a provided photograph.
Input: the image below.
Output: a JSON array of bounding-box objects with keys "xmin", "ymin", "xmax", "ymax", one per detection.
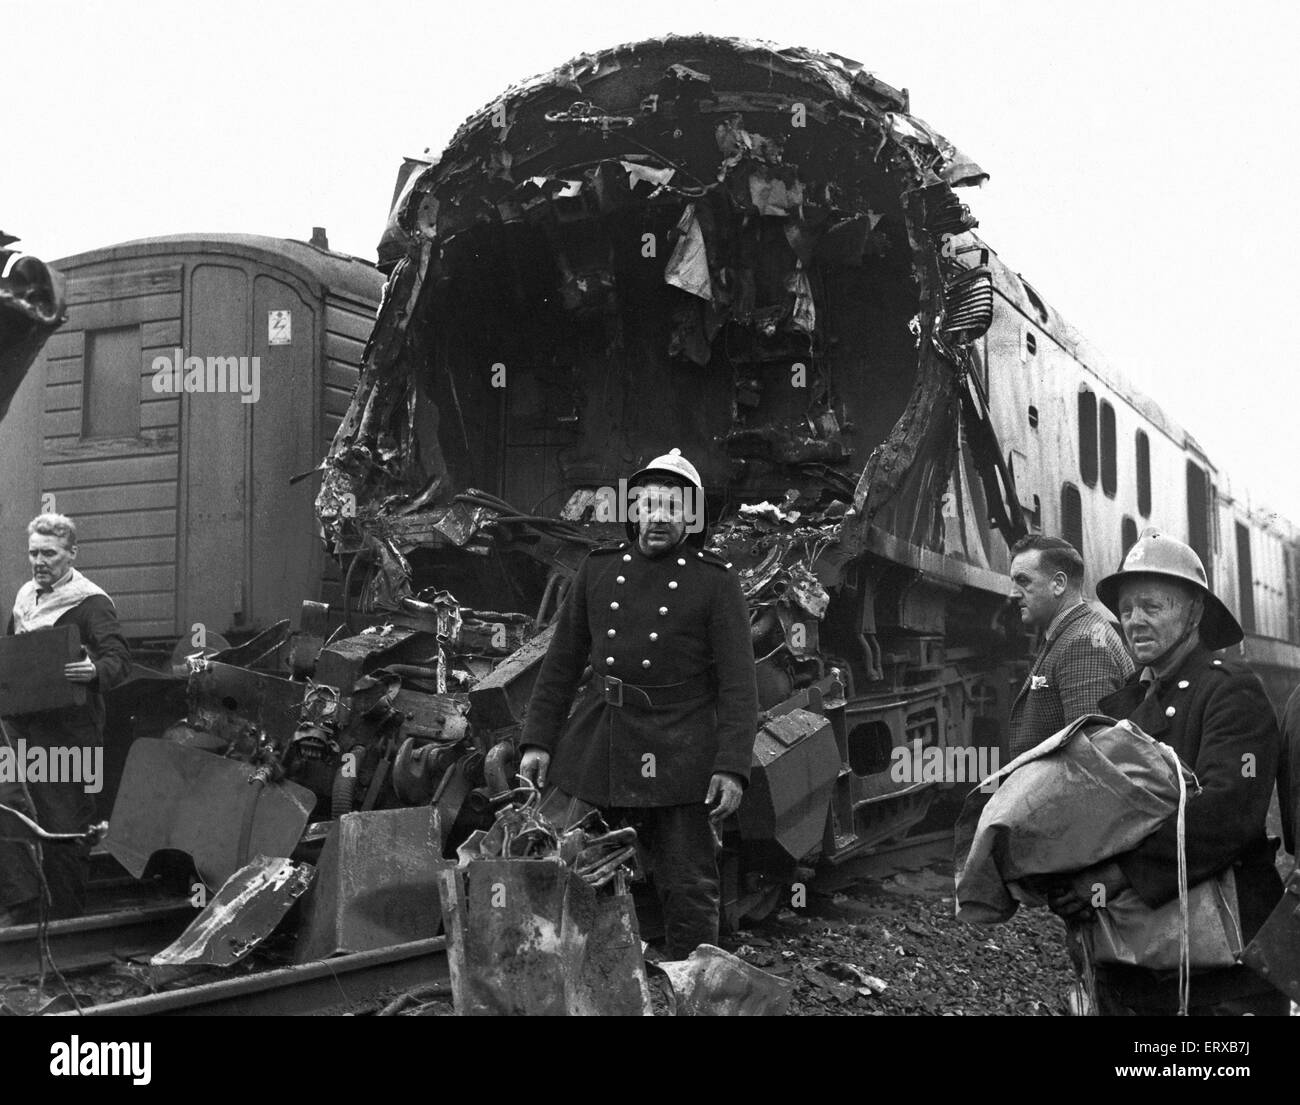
[
  {"xmin": 300, "ymin": 36, "xmax": 1028, "ymax": 915},
  {"xmin": 0, "ymin": 236, "xmax": 65, "ymax": 423}
]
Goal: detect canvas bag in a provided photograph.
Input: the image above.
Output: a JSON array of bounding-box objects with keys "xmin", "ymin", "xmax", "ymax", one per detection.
[
  {"xmin": 1088, "ymin": 868, "xmax": 1243, "ymax": 970},
  {"xmin": 1085, "ymin": 741, "xmax": 1244, "ymax": 1013},
  {"xmin": 955, "ymin": 715, "xmax": 1187, "ymax": 923}
]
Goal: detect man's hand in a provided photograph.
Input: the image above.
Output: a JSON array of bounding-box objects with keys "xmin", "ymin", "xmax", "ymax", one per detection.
[
  {"xmin": 1046, "ymin": 861, "xmax": 1130, "ymax": 923},
  {"xmin": 705, "ymin": 772, "xmax": 743, "ymax": 822},
  {"xmin": 518, "ymin": 746, "xmax": 551, "ymax": 790},
  {"xmin": 64, "ymin": 657, "xmax": 96, "ymax": 684}
]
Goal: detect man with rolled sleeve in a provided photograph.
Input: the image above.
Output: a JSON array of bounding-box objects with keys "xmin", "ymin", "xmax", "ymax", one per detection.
[
  {"xmin": 0, "ymin": 513, "xmax": 131, "ymax": 924},
  {"xmin": 519, "ymin": 449, "xmax": 759, "ymax": 959}
]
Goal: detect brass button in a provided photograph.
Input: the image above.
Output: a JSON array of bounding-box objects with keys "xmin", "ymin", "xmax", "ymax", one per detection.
[
  {"xmin": 610, "ymin": 601, "xmax": 619, "ymax": 610},
  {"xmin": 616, "ymin": 575, "xmax": 626, "ymax": 584},
  {"xmin": 622, "ymin": 554, "xmax": 632, "ymax": 562},
  {"xmin": 677, "ymin": 557, "xmax": 686, "ymax": 566},
  {"xmin": 649, "ymin": 632, "xmax": 659, "ymax": 642},
  {"xmin": 606, "ymin": 656, "xmax": 615, "ymax": 666},
  {"xmin": 642, "ymin": 659, "xmax": 651, "ymax": 669},
  {"xmin": 725, "ymin": 562, "xmax": 733, "ymax": 569},
  {"xmin": 1212, "ymin": 659, "xmax": 1222, "ymax": 666},
  {"xmin": 607, "ymin": 629, "xmax": 616, "ymax": 638},
  {"xmin": 1165, "ymin": 706, "xmax": 1176, "ymax": 718},
  {"xmin": 697, "ymin": 552, "xmax": 704, "ymax": 558},
  {"xmin": 668, "ymin": 581, "xmax": 678, "ymax": 590},
  {"xmin": 1178, "ymin": 680, "xmax": 1190, "ymax": 689},
  {"xmin": 659, "ymin": 606, "xmax": 668, "ymax": 616}
]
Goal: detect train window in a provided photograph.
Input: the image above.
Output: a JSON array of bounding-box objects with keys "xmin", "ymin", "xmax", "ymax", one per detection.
[
  {"xmin": 1061, "ymin": 483, "xmax": 1083, "ymax": 552},
  {"xmin": 1100, "ymin": 400, "xmax": 1117, "ymax": 497},
  {"xmin": 1235, "ymin": 523, "xmax": 1256, "ymax": 635},
  {"xmin": 82, "ymin": 325, "xmax": 142, "ymax": 439},
  {"xmin": 1136, "ymin": 430, "xmax": 1151, "ymax": 517},
  {"xmin": 1121, "ymin": 516, "xmax": 1138, "ymax": 561},
  {"xmin": 1186, "ymin": 461, "xmax": 1213, "ymax": 578},
  {"xmin": 1027, "ymin": 405, "xmax": 1038, "ymax": 429},
  {"xmin": 1021, "ymin": 278, "xmax": 1050, "ymax": 323},
  {"xmin": 1078, "ymin": 389, "xmax": 1098, "ymax": 487},
  {"xmin": 1025, "ymin": 331, "xmax": 1037, "ymax": 356},
  {"xmin": 1286, "ymin": 546, "xmax": 1300, "ymax": 644}
]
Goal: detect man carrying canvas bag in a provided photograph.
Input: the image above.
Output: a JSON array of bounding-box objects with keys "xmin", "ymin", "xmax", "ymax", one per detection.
[{"xmin": 1045, "ymin": 529, "xmax": 1287, "ymax": 1016}]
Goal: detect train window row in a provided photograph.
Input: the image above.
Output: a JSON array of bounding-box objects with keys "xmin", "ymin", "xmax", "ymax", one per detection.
[{"xmin": 1078, "ymin": 387, "xmax": 1153, "ymax": 518}]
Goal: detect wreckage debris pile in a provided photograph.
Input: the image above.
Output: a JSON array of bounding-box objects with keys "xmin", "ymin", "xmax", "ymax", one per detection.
[
  {"xmin": 374, "ymin": 862, "xmax": 1074, "ymax": 1016},
  {"xmin": 730, "ymin": 866, "xmax": 1075, "ymax": 1016}
]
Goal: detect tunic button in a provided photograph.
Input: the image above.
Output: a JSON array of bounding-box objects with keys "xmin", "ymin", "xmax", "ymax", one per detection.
[
  {"xmin": 659, "ymin": 606, "xmax": 668, "ymax": 616},
  {"xmin": 606, "ymin": 656, "xmax": 615, "ymax": 666},
  {"xmin": 677, "ymin": 557, "xmax": 686, "ymax": 566},
  {"xmin": 622, "ymin": 554, "xmax": 632, "ymax": 562},
  {"xmin": 610, "ymin": 601, "xmax": 619, "ymax": 610},
  {"xmin": 649, "ymin": 632, "xmax": 659, "ymax": 642},
  {"xmin": 697, "ymin": 552, "xmax": 704, "ymax": 558},
  {"xmin": 607, "ymin": 629, "xmax": 616, "ymax": 638},
  {"xmin": 616, "ymin": 575, "xmax": 626, "ymax": 584},
  {"xmin": 1212, "ymin": 659, "xmax": 1222, "ymax": 666},
  {"xmin": 668, "ymin": 581, "xmax": 678, "ymax": 590},
  {"xmin": 1177, "ymin": 680, "xmax": 1190, "ymax": 690},
  {"xmin": 1165, "ymin": 706, "xmax": 1176, "ymax": 718},
  {"xmin": 642, "ymin": 659, "xmax": 651, "ymax": 669}
]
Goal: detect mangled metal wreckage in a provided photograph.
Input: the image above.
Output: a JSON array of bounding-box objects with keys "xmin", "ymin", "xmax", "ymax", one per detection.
[{"xmin": 109, "ymin": 36, "xmax": 1029, "ymax": 951}]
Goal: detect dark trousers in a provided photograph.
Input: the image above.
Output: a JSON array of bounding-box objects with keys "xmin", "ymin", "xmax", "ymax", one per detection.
[
  {"xmin": 0, "ymin": 713, "xmax": 97, "ymax": 921},
  {"xmin": 1095, "ymin": 972, "xmax": 1291, "ymax": 1017},
  {"xmin": 608, "ymin": 803, "xmax": 719, "ymax": 960}
]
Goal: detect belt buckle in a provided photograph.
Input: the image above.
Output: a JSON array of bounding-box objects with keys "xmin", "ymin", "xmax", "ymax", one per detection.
[{"xmin": 603, "ymin": 675, "xmax": 624, "ymax": 708}]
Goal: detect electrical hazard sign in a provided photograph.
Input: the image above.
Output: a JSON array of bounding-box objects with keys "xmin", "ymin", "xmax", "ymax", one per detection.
[{"xmin": 268, "ymin": 310, "xmax": 292, "ymax": 345}]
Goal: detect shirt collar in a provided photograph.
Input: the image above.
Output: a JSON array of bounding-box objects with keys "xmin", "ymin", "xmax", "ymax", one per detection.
[{"xmin": 36, "ymin": 567, "xmax": 75, "ymax": 598}]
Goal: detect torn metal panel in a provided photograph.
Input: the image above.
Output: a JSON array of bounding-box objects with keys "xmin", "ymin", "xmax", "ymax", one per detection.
[
  {"xmin": 294, "ymin": 806, "xmax": 444, "ymax": 962},
  {"xmin": 436, "ymin": 859, "xmax": 651, "ymax": 1016},
  {"xmin": 151, "ymin": 856, "xmax": 313, "ymax": 968},
  {"xmin": 106, "ymin": 739, "xmax": 316, "ymax": 889}
]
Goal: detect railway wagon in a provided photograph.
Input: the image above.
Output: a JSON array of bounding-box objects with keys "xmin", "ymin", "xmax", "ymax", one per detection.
[{"xmin": 0, "ymin": 233, "xmax": 384, "ymax": 652}]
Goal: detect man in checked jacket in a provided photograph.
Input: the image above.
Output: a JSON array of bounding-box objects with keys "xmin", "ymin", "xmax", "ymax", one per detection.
[
  {"xmin": 518, "ymin": 450, "xmax": 759, "ymax": 959},
  {"xmin": 1006, "ymin": 535, "xmax": 1134, "ymax": 759}
]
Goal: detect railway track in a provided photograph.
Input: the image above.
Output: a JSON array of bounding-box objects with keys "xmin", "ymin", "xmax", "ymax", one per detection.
[
  {"xmin": 0, "ymin": 899, "xmax": 195, "ymax": 977},
  {"xmin": 51, "ymin": 937, "xmax": 449, "ymax": 1017}
]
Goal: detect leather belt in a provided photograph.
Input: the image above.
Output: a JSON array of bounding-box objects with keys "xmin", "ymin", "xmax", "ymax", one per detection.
[{"xmin": 596, "ymin": 672, "xmax": 712, "ymax": 708}]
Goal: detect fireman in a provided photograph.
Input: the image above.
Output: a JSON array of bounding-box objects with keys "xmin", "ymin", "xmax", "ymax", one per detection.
[
  {"xmin": 1047, "ymin": 528, "xmax": 1287, "ymax": 1014},
  {"xmin": 519, "ymin": 449, "xmax": 759, "ymax": 959}
]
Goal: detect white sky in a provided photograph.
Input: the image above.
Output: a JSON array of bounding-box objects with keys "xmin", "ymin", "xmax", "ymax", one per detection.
[{"xmin": 6, "ymin": 0, "xmax": 1296, "ymax": 520}]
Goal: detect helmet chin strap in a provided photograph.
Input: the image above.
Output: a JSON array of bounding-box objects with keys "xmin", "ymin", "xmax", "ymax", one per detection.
[{"xmin": 1147, "ymin": 595, "xmax": 1204, "ymax": 673}]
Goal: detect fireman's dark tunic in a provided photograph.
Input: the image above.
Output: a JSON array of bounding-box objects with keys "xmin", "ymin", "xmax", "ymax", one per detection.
[
  {"xmin": 521, "ymin": 540, "xmax": 758, "ymax": 807},
  {"xmin": 1096, "ymin": 646, "xmax": 1286, "ymax": 1013}
]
